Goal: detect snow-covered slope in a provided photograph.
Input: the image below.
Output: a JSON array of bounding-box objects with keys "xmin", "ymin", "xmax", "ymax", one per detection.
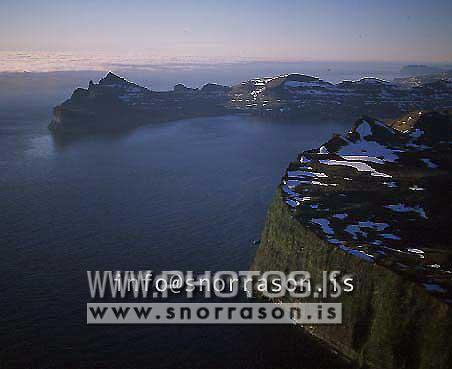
[{"xmin": 280, "ymin": 110, "xmax": 452, "ymax": 300}]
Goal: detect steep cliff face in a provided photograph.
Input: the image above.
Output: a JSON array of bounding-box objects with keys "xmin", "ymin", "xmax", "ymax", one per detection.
[{"xmin": 252, "ymin": 111, "xmax": 452, "ymax": 369}]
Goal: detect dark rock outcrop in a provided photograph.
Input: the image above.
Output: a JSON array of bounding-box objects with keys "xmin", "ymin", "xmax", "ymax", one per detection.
[
  {"xmin": 200, "ymin": 83, "xmax": 230, "ymax": 94},
  {"xmin": 173, "ymin": 84, "xmax": 197, "ymax": 93},
  {"xmin": 252, "ymin": 110, "xmax": 452, "ymax": 369}
]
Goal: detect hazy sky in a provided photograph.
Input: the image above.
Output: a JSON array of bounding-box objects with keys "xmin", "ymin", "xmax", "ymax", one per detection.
[{"xmin": 1, "ymin": 0, "xmax": 451, "ymax": 63}]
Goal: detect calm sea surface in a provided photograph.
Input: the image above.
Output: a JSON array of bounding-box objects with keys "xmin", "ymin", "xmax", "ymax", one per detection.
[{"xmin": 0, "ymin": 111, "xmax": 351, "ymax": 368}]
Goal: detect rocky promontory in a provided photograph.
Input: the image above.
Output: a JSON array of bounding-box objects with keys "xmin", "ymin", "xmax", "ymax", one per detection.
[
  {"xmin": 252, "ymin": 110, "xmax": 452, "ymax": 369},
  {"xmin": 48, "ymin": 72, "xmax": 231, "ymax": 134},
  {"xmin": 49, "ymin": 72, "xmax": 452, "ymax": 134}
]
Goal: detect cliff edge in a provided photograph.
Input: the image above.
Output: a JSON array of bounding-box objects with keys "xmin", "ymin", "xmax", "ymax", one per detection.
[{"xmin": 252, "ymin": 110, "xmax": 452, "ymax": 369}]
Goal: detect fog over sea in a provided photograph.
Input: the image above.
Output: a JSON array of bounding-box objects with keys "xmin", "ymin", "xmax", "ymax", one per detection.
[{"xmin": 0, "ymin": 53, "xmax": 407, "ymax": 108}]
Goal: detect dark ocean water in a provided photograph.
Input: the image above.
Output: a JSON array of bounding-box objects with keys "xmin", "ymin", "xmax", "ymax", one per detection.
[{"xmin": 0, "ymin": 111, "xmax": 351, "ymax": 368}]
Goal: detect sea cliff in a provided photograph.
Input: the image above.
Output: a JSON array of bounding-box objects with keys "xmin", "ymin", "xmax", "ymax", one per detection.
[{"xmin": 252, "ymin": 111, "xmax": 452, "ymax": 369}]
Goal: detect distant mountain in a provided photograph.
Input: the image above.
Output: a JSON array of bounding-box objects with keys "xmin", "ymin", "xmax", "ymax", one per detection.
[
  {"xmin": 49, "ymin": 72, "xmax": 231, "ymax": 134},
  {"xmin": 49, "ymin": 72, "xmax": 452, "ymax": 134},
  {"xmin": 394, "ymin": 69, "xmax": 452, "ymax": 87},
  {"xmin": 400, "ymin": 64, "xmax": 446, "ymax": 76}
]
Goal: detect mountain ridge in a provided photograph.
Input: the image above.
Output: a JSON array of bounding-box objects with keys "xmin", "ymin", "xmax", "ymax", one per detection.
[{"xmin": 49, "ymin": 72, "xmax": 452, "ymax": 134}]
